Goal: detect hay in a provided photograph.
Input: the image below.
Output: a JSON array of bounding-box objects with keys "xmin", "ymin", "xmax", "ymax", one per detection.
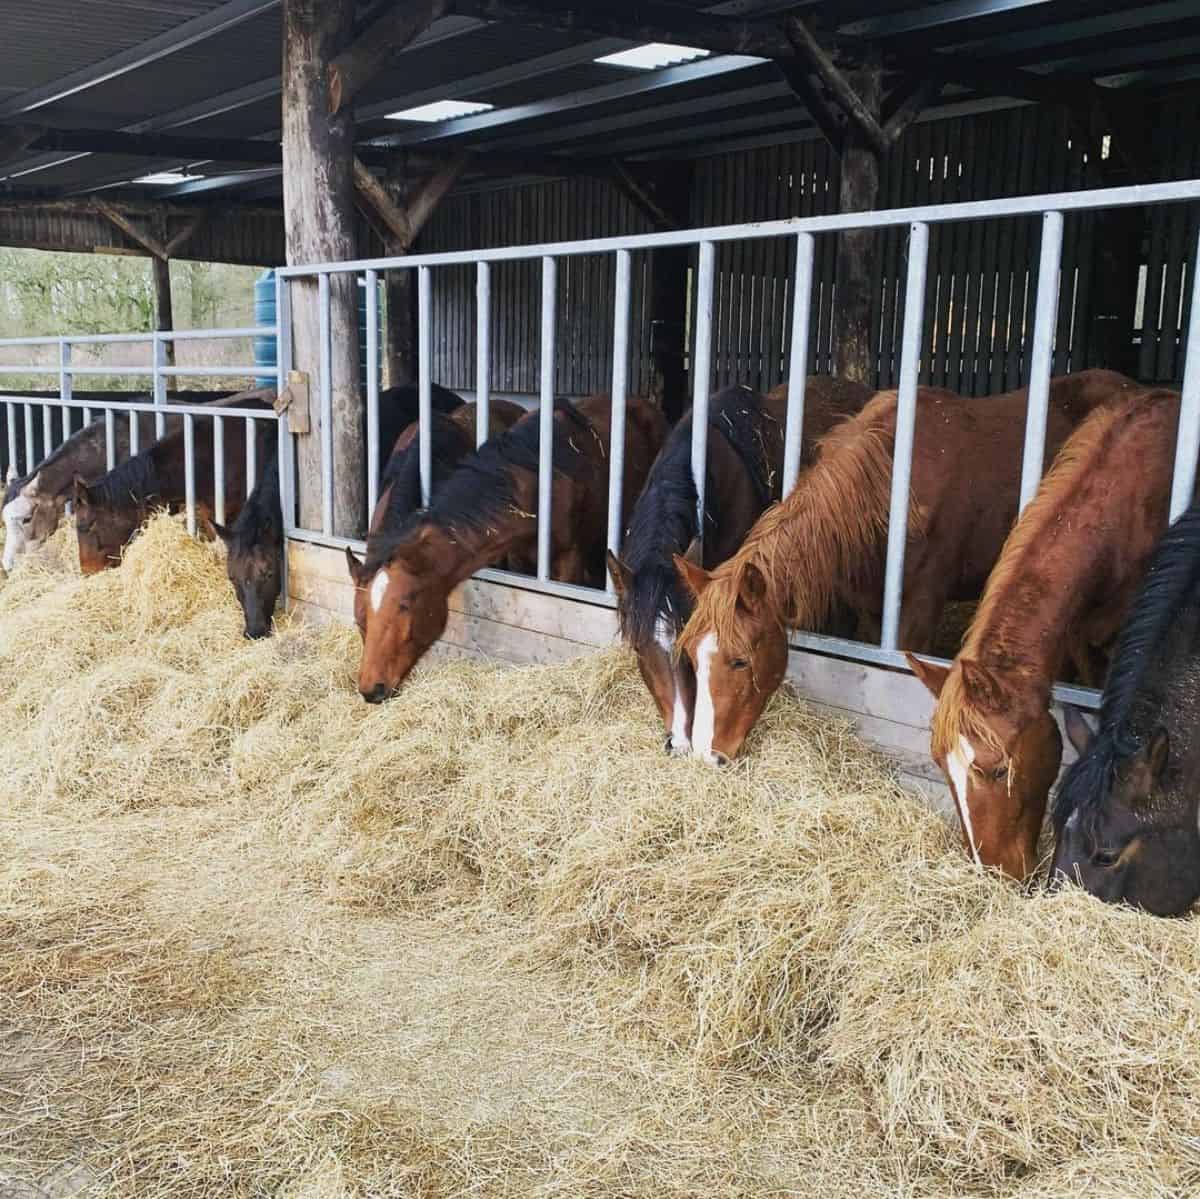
[{"xmin": 3, "ymin": 513, "xmax": 1200, "ymax": 1196}]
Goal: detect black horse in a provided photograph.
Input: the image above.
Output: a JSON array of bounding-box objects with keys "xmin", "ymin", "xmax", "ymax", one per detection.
[{"xmin": 1052, "ymin": 496, "xmax": 1200, "ymax": 915}]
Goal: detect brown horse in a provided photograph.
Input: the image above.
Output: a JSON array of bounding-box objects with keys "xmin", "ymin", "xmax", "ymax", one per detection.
[
  {"xmin": 674, "ymin": 370, "xmax": 1138, "ymax": 766},
  {"xmin": 346, "ymin": 393, "xmax": 667, "ymax": 702},
  {"xmin": 607, "ymin": 377, "xmax": 871, "ymax": 754},
  {"xmin": 74, "ymin": 409, "xmax": 275, "ymax": 574},
  {"xmin": 908, "ymin": 386, "xmax": 1183, "ymax": 880}
]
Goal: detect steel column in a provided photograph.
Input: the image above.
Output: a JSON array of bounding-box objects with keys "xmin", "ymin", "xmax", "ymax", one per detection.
[
  {"xmin": 606, "ymin": 248, "xmax": 632, "ymax": 590},
  {"xmin": 537, "ymin": 256, "xmax": 557, "ymax": 580},
  {"xmin": 365, "ymin": 268, "xmax": 380, "ymax": 517},
  {"xmin": 1169, "ymin": 225, "xmax": 1200, "ymax": 520},
  {"xmin": 476, "ymin": 261, "xmax": 491, "ymax": 447},
  {"xmin": 782, "ymin": 232, "xmax": 815, "ymax": 498},
  {"xmin": 690, "ymin": 241, "xmax": 716, "ymax": 539},
  {"xmin": 418, "ymin": 265, "xmax": 433, "ymax": 507},
  {"xmin": 318, "ymin": 272, "xmax": 334, "ymax": 537}
]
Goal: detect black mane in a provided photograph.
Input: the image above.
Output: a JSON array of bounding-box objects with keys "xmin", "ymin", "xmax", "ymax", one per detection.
[
  {"xmin": 84, "ymin": 441, "xmax": 164, "ymax": 509},
  {"xmin": 228, "ymin": 451, "xmax": 280, "ymax": 550},
  {"xmin": 1054, "ymin": 496, "xmax": 1200, "ymax": 830},
  {"xmin": 5, "ymin": 416, "xmax": 103, "ymax": 505},
  {"xmin": 618, "ymin": 385, "xmax": 779, "ymax": 650},
  {"xmin": 365, "ymin": 399, "xmax": 593, "ymax": 573}
]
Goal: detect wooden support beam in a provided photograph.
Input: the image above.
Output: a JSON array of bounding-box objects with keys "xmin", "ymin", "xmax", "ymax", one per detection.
[
  {"xmin": 163, "ymin": 210, "xmax": 210, "ymax": 257},
  {"xmin": 0, "ymin": 123, "xmax": 45, "ymax": 166},
  {"xmin": 783, "ymin": 14, "xmax": 890, "ymax": 157},
  {"xmin": 882, "ymin": 78, "xmax": 941, "ymax": 145},
  {"xmin": 353, "ymin": 155, "xmax": 415, "ymax": 246},
  {"xmin": 354, "ymin": 153, "xmax": 468, "ymax": 250},
  {"xmin": 404, "ymin": 151, "xmax": 468, "ymax": 240},
  {"xmin": 329, "ymin": 0, "xmax": 447, "ymax": 115},
  {"xmin": 777, "ymin": 60, "xmax": 846, "ymax": 154},
  {"xmin": 16, "ymin": 124, "xmax": 283, "ymax": 165},
  {"xmin": 93, "ymin": 198, "xmax": 168, "ymax": 258},
  {"xmin": 609, "ymin": 160, "xmax": 675, "ymax": 232},
  {"xmin": 152, "ymin": 256, "xmax": 176, "ymax": 367}
]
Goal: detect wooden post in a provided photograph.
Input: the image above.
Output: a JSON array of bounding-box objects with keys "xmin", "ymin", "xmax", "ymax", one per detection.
[
  {"xmin": 151, "ymin": 255, "xmax": 176, "ymax": 367},
  {"xmin": 282, "ymin": 0, "xmax": 362, "ymax": 535},
  {"xmin": 832, "ymin": 49, "xmax": 882, "ymax": 385}
]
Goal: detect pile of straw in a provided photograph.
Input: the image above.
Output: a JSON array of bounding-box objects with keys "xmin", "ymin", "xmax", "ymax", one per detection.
[{"xmin": 2, "ymin": 515, "xmax": 1199, "ymax": 1197}]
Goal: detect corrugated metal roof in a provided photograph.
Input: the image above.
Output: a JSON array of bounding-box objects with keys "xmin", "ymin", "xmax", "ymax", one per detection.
[{"xmin": 0, "ymin": 0, "xmax": 1197, "ymax": 211}]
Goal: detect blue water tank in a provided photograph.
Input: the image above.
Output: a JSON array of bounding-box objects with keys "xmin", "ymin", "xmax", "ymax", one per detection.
[{"xmin": 254, "ymin": 269, "xmax": 379, "ymax": 390}]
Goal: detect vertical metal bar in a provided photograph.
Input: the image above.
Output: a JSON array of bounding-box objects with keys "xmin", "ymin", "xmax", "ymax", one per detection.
[
  {"xmin": 153, "ymin": 332, "xmax": 167, "ymax": 439},
  {"xmin": 104, "ymin": 408, "xmax": 116, "ymax": 471},
  {"xmin": 318, "ymin": 271, "xmax": 334, "ymax": 537},
  {"xmin": 782, "ymin": 232, "xmax": 815, "ymax": 498},
  {"xmin": 50, "ymin": 337, "xmax": 63, "ymax": 450},
  {"xmin": 1018, "ymin": 210, "xmax": 1065, "ymax": 512},
  {"xmin": 418, "ymin": 265, "xmax": 433, "ymax": 507},
  {"xmin": 213, "ymin": 414, "xmax": 226, "ymax": 527},
  {"xmin": 537, "ymin": 256, "xmax": 557, "ymax": 580},
  {"xmin": 275, "ymin": 271, "xmax": 293, "ymax": 610},
  {"xmin": 690, "ymin": 240, "xmax": 717, "ymax": 540},
  {"xmin": 5, "ymin": 402, "xmax": 16, "ymax": 479},
  {"xmin": 42, "ymin": 404, "xmax": 52, "ymax": 458},
  {"xmin": 365, "ymin": 268, "xmax": 380, "ymax": 517},
  {"xmin": 881, "ymin": 221, "xmax": 930, "ymax": 652},
  {"xmin": 245, "ymin": 416, "xmax": 257, "ymax": 496},
  {"xmin": 130, "ymin": 411, "xmax": 140, "ymax": 456},
  {"xmin": 476, "ymin": 260, "xmax": 491, "ymax": 447},
  {"xmin": 23, "ymin": 403, "xmax": 34, "ymax": 473},
  {"xmin": 184, "ymin": 413, "xmax": 196, "ymax": 537},
  {"xmin": 1169, "ymin": 225, "xmax": 1200, "ymax": 520},
  {"xmin": 605, "ymin": 249, "xmax": 632, "ymax": 591}
]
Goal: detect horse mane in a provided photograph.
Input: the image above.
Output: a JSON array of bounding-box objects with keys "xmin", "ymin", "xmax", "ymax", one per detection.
[
  {"xmin": 228, "ymin": 452, "xmax": 280, "ymax": 550},
  {"xmin": 678, "ymin": 390, "xmax": 921, "ymax": 660},
  {"xmin": 83, "ymin": 442, "xmax": 163, "ymax": 509},
  {"xmin": 618, "ymin": 386, "xmax": 779, "ymax": 649},
  {"xmin": 1053, "ymin": 492, "xmax": 1200, "ymax": 830},
  {"xmin": 4, "ymin": 415, "xmax": 102, "ymax": 504},
  {"xmin": 367, "ymin": 399, "xmax": 594, "ymax": 571},
  {"xmin": 933, "ymin": 388, "xmax": 1174, "ymax": 763}
]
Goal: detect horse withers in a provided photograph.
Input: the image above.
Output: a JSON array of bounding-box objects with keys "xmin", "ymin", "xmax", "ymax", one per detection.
[
  {"xmin": 909, "ymin": 385, "xmax": 1183, "ymax": 880},
  {"xmin": 348, "ymin": 393, "xmax": 666, "ymax": 702},
  {"xmin": 675, "ymin": 370, "xmax": 1138, "ymax": 768},
  {"xmin": 1051, "ymin": 498, "xmax": 1200, "ymax": 915},
  {"xmin": 213, "ymin": 384, "xmax": 469, "ymax": 639},
  {"xmin": 608, "ymin": 377, "xmax": 871, "ymax": 755}
]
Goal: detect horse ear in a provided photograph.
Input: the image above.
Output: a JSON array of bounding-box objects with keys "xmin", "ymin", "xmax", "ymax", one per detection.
[
  {"xmin": 736, "ymin": 561, "xmax": 768, "ymax": 616},
  {"xmin": 956, "ymin": 658, "xmax": 1006, "ymax": 709},
  {"xmin": 673, "ymin": 552, "xmax": 711, "ymax": 599},
  {"xmin": 682, "ymin": 537, "xmax": 702, "ymax": 567},
  {"xmin": 1061, "ymin": 704, "xmax": 1094, "ymax": 757},
  {"xmin": 72, "ymin": 474, "xmax": 92, "ymax": 508},
  {"xmin": 4, "ymin": 463, "xmax": 16, "ymax": 484},
  {"xmin": 606, "ymin": 550, "xmax": 632, "ymax": 599},
  {"xmin": 345, "ymin": 546, "xmax": 367, "ymax": 584},
  {"xmin": 1147, "ymin": 727, "xmax": 1170, "ymax": 781},
  {"xmin": 905, "ymin": 652, "xmax": 951, "ymax": 698},
  {"xmin": 209, "ymin": 520, "xmax": 232, "ymax": 544}
]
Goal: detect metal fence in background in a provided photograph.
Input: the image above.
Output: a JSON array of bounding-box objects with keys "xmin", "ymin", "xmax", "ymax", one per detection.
[
  {"xmin": 0, "ymin": 328, "xmax": 281, "ymax": 535},
  {"xmin": 278, "ymin": 178, "xmax": 1200, "ymax": 706}
]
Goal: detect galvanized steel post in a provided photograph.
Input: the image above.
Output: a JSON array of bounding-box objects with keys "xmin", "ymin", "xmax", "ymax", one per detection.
[
  {"xmin": 476, "ymin": 261, "xmax": 491, "ymax": 448},
  {"xmin": 183, "ymin": 413, "xmax": 196, "ymax": 537},
  {"xmin": 537, "ymin": 256, "xmax": 557, "ymax": 580},
  {"xmin": 690, "ymin": 241, "xmax": 716, "ymax": 540},
  {"xmin": 418, "ymin": 265, "xmax": 433, "ymax": 507},
  {"xmin": 881, "ymin": 222, "xmax": 930, "ymax": 651},
  {"xmin": 365, "ymin": 268, "xmax": 380, "ymax": 517},
  {"xmin": 606, "ymin": 249, "xmax": 632, "ymax": 590},
  {"xmin": 318, "ymin": 271, "xmax": 334, "ymax": 537},
  {"xmin": 782, "ymin": 232, "xmax": 815, "ymax": 498},
  {"xmin": 152, "ymin": 333, "xmax": 167, "ymax": 438},
  {"xmin": 1169, "ymin": 225, "xmax": 1200, "ymax": 520},
  {"xmin": 213, "ymin": 414, "xmax": 226, "ymax": 527}
]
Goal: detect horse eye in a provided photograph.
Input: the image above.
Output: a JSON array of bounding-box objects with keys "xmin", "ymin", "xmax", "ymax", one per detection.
[
  {"xmin": 729, "ymin": 658, "xmax": 749, "ymax": 670},
  {"xmin": 992, "ymin": 764, "xmax": 1009, "ymax": 781},
  {"xmin": 1092, "ymin": 848, "xmax": 1120, "ymax": 868}
]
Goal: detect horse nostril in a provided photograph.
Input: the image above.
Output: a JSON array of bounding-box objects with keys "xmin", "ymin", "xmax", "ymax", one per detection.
[
  {"xmin": 361, "ymin": 683, "xmax": 389, "ymax": 704},
  {"xmin": 713, "ymin": 751, "xmax": 730, "ymax": 767},
  {"xmin": 244, "ymin": 626, "xmax": 269, "ymax": 640},
  {"xmin": 663, "ymin": 735, "xmax": 674, "ymax": 755}
]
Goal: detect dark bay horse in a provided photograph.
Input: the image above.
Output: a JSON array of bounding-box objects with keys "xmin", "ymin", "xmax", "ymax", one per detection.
[
  {"xmin": 608, "ymin": 377, "xmax": 871, "ymax": 754},
  {"xmin": 675, "ymin": 369, "xmax": 1138, "ymax": 767},
  {"xmin": 73, "ymin": 409, "xmax": 276, "ymax": 574},
  {"xmin": 908, "ymin": 386, "xmax": 1183, "ymax": 880},
  {"xmin": 347, "ymin": 393, "xmax": 667, "ymax": 702},
  {"xmin": 3, "ymin": 407, "xmax": 173, "ymax": 572},
  {"xmin": 215, "ymin": 384, "xmax": 472, "ymax": 638},
  {"xmin": 1051, "ymin": 497, "xmax": 1200, "ymax": 914}
]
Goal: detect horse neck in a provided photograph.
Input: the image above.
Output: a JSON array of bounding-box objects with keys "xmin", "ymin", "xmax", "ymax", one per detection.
[{"xmin": 421, "ymin": 511, "xmax": 532, "ymax": 589}]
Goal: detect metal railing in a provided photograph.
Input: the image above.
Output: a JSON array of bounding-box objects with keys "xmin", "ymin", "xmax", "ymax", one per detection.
[
  {"xmin": 0, "ymin": 328, "xmax": 281, "ymax": 536},
  {"xmin": 275, "ymin": 180, "xmax": 1197, "ymax": 701}
]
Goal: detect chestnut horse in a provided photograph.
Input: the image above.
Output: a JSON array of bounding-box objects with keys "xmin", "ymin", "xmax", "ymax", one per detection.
[
  {"xmin": 346, "ymin": 393, "xmax": 667, "ymax": 702},
  {"xmin": 675, "ymin": 370, "xmax": 1138, "ymax": 766},
  {"xmin": 215, "ymin": 384, "xmax": 472, "ymax": 638},
  {"xmin": 608, "ymin": 377, "xmax": 871, "ymax": 754},
  {"xmin": 1051, "ymin": 497, "xmax": 1200, "ymax": 914},
  {"xmin": 908, "ymin": 386, "xmax": 1183, "ymax": 880},
  {"xmin": 73, "ymin": 409, "xmax": 276, "ymax": 574}
]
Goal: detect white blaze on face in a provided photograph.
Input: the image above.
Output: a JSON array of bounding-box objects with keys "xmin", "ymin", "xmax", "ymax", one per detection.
[
  {"xmin": 2, "ymin": 490, "xmax": 33, "ymax": 572},
  {"xmin": 369, "ymin": 568, "xmax": 390, "ymax": 614},
  {"xmin": 656, "ymin": 617, "xmax": 690, "ymax": 754},
  {"xmin": 947, "ymin": 734, "xmax": 984, "ymax": 868},
  {"xmin": 691, "ymin": 632, "xmax": 720, "ymax": 765}
]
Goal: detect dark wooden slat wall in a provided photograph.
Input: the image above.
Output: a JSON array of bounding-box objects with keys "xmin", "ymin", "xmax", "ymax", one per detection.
[{"xmin": 418, "ymin": 98, "xmax": 1199, "ymax": 398}]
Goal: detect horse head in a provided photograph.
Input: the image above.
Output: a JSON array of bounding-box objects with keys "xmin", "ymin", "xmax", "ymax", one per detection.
[
  {"xmin": 674, "ymin": 553, "xmax": 788, "ymax": 766},
  {"xmin": 1051, "ymin": 713, "xmax": 1200, "ymax": 915},
  {"xmin": 346, "ymin": 524, "xmax": 452, "ymax": 703},
  {"xmin": 213, "ymin": 518, "xmax": 281, "ymax": 640},
  {"xmin": 909, "ymin": 653, "xmax": 1062, "ymax": 880},
  {"xmin": 608, "ymin": 542, "xmax": 699, "ymax": 756},
  {"xmin": 3, "ymin": 472, "xmax": 59, "ymax": 572},
  {"xmin": 72, "ymin": 475, "xmax": 140, "ymax": 575}
]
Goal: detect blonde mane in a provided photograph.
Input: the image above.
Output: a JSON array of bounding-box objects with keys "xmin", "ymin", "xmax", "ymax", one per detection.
[{"xmin": 679, "ymin": 391, "xmax": 924, "ymax": 660}]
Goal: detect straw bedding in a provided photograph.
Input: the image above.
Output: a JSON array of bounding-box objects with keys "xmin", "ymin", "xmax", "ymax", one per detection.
[{"xmin": 2, "ymin": 515, "xmax": 1200, "ymax": 1197}]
